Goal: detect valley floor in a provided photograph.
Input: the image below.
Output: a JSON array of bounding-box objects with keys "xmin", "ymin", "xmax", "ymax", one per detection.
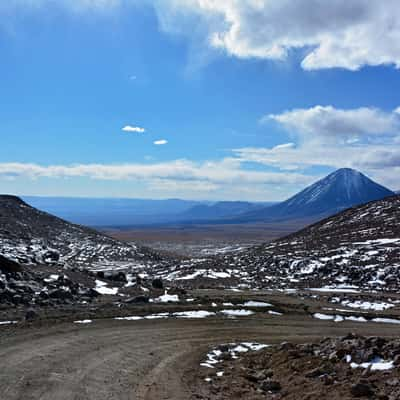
[
  {"xmin": 104, "ymin": 221, "xmax": 308, "ymax": 257},
  {"xmin": 1, "ymin": 289, "xmax": 400, "ymax": 400}
]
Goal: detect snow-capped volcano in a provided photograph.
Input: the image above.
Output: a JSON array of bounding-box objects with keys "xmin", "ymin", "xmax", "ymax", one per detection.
[{"xmin": 235, "ymin": 168, "xmax": 394, "ymax": 222}]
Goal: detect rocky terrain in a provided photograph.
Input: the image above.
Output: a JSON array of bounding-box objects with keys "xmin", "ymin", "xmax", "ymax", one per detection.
[
  {"xmin": 148, "ymin": 195, "xmax": 400, "ymax": 292},
  {"xmin": 0, "ymin": 195, "xmax": 168, "ymax": 308},
  {"xmin": 0, "ymin": 189, "xmax": 399, "ymax": 400},
  {"xmin": 0, "ymin": 195, "xmax": 160, "ymax": 267},
  {"xmin": 1, "ymin": 192, "xmax": 399, "ymax": 314},
  {"xmin": 197, "ymin": 334, "xmax": 400, "ymax": 399}
]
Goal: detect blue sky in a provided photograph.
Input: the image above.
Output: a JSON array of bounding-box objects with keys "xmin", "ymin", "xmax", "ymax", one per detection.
[{"xmin": 1, "ymin": 1, "xmax": 400, "ymax": 200}]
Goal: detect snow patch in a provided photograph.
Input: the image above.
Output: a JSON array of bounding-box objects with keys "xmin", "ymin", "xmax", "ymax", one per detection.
[{"xmin": 221, "ymin": 309, "xmax": 254, "ymax": 317}]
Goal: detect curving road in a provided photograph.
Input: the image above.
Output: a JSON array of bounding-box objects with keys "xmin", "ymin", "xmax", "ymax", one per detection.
[{"xmin": 1, "ymin": 316, "xmax": 399, "ymax": 400}]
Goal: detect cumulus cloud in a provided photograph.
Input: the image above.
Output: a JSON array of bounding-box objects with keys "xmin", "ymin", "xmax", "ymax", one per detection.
[
  {"xmin": 266, "ymin": 105, "xmax": 400, "ymax": 143},
  {"xmin": 151, "ymin": 0, "xmax": 400, "ymax": 71},
  {"xmin": 234, "ymin": 104, "xmax": 400, "ymax": 189},
  {"xmin": 4, "ymin": 1, "xmax": 400, "ymax": 70},
  {"xmin": 154, "ymin": 139, "xmax": 168, "ymax": 145},
  {"xmin": 122, "ymin": 125, "xmax": 145, "ymax": 133}
]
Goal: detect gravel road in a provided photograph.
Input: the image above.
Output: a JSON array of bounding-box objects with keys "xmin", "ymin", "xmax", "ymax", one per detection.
[{"xmin": 1, "ymin": 315, "xmax": 399, "ymax": 400}]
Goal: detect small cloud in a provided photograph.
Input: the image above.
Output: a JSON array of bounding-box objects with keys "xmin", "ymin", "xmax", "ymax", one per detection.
[
  {"xmin": 272, "ymin": 143, "xmax": 295, "ymax": 150},
  {"xmin": 122, "ymin": 125, "xmax": 145, "ymax": 133},
  {"xmin": 129, "ymin": 75, "xmax": 137, "ymax": 81},
  {"xmin": 154, "ymin": 139, "xmax": 168, "ymax": 145}
]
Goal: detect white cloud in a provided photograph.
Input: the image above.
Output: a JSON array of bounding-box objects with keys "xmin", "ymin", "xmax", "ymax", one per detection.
[
  {"xmin": 266, "ymin": 105, "xmax": 400, "ymax": 142},
  {"xmin": 272, "ymin": 143, "xmax": 295, "ymax": 150},
  {"xmin": 5, "ymin": 1, "xmax": 400, "ymax": 71},
  {"xmin": 0, "ymin": 158, "xmax": 316, "ymax": 200},
  {"xmin": 154, "ymin": 139, "xmax": 168, "ymax": 145},
  {"xmin": 151, "ymin": 0, "xmax": 400, "ymax": 71},
  {"xmin": 122, "ymin": 125, "xmax": 145, "ymax": 133},
  {"xmin": 233, "ymin": 104, "xmax": 400, "ymax": 189}
]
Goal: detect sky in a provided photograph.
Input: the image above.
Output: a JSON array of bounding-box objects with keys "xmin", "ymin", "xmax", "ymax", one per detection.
[{"xmin": 1, "ymin": 0, "xmax": 400, "ymax": 201}]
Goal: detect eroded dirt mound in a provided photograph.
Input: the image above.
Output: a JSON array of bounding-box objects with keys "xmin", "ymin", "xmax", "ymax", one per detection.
[{"xmin": 198, "ymin": 333, "xmax": 400, "ymax": 399}]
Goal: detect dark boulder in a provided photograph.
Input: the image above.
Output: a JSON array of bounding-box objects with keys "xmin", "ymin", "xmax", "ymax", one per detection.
[
  {"xmin": 124, "ymin": 295, "xmax": 149, "ymax": 304},
  {"xmin": 350, "ymin": 382, "xmax": 374, "ymax": 397},
  {"xmin": 25, "ymin": 308, "xmax": 39, "ymax": 321},
  {"xmin": 151, "ymin": 278, "xmax": 164, "ymax": 289},
  {"xmin": 0, "ymin": 255, "xmax": 22, "ymax": 274}
]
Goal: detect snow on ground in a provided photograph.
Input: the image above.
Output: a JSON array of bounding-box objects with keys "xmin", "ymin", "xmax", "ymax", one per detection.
[
  {"xmin": 310, "ymin": 286, "xmax": 360, "ymax": 293},
  {"xmin": 314, "ymin": 313, "xmax": 335, "ymax": 321},
  {"xmin": 341, "ymin": 300, "xmax": 394, "ymax": 311},
  {"xmin": 44, "ymin": 274, "xmax": 59, "ymax": 283},
  {"xmin": 201, "ymin": 342, "xmax": 269, "ymax": 376},
  {"xmin": 114, "ymin": 311, "xmax": 215, "ymax": 321},
  {"xmin": 372, "ymin": 317, "xmax": 400, "ymax": 324},
  {"xmin": 151, "ymin": 291, "xmax": 180, "ymax": 303},
  {"xmin": 74, "ymin": 319, "xmax": 92, "ymax": 324},
  {"xmin": 221, "ymin": 309, "xmax": 254, "ymax": 317},
  {"xmin": 113, "ymin": 308, "xmax": 260, "ymax": 322},
  {"xmin": 144, "ymin": 313, "xmax": 170, "ymax": 320},
  {"xmin": 345, "ymin": 316, "xmax": 367, "ymax": 322},
  {"xmin": 0, "ymin": 321, "xmax": 17, "ymax": 326},
  {"xmin": 313, "ymin": 313, "xmax": 400, "ymax": 324},
  {"xmin": 347, "ymin": 355, "xmax": 394, "ymax": 371},
  {"xmin": 173, "ymin": 311, "xmax": 215, "ymax": 319},
  {"xmin": 95, "ymin": 280, "xmax": 119, "ymax": 295},
  {"xmin": 115, "ymin": 316, "xmax": 143, "ymax": 321},
  {"xmin": 313, "ymin": 313, "xmax": 368, "ymax": 323},
  {"xmin": 241, "ymin": 301, "xmax": 272, "ymax": 307},
  {"xmin": 268, "ymin": 310, "xmax": 283, "ymax": 316}
]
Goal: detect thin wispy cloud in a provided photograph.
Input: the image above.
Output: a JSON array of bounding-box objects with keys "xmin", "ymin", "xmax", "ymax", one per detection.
[
  {"xmin": 122, "ymin": 125, "xmax": 146, "ymax": 133},
  {"xmin": 0, "ymin": 159, "xmax": 314, "ymax": 185}
]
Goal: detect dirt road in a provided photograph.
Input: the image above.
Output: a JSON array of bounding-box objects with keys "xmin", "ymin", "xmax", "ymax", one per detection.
[{"xmin": 1, "ymin": 314, "xmax": 399, "ymax": 400}]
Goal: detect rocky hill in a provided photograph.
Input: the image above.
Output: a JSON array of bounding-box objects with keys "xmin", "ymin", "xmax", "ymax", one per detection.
[
  {"xmin": 153, "ymin": 195, "xmax": 400, "ymax": 291},
  {"xmin": 0, "ymin": 195, "xmax": 165, "ymax": 308},
  {"xmin": 0, "ymin": 195, "xmax": 159, "ymax": 268}
]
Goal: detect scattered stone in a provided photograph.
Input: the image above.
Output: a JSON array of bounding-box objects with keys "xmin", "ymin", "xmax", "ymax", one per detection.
[{"xmin": 351, "ymin": 382, "xmax": 374, "ymax": 397}]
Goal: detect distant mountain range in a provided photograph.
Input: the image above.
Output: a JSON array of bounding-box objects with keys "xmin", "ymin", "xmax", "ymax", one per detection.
[
  {"xmin": 177, "ymin": 201, "xmax": 267, "ymax": 221},
  {"xmin": 22, "ymin": 196, "xmax": 273, "ymax": 227},
  {"xmin": 22, "ymin": 197, "xmax": 208, "ymax": 226},
  {"xmin": 22, "ymin": 168, "xmax": 394, "ymax": 227}
]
